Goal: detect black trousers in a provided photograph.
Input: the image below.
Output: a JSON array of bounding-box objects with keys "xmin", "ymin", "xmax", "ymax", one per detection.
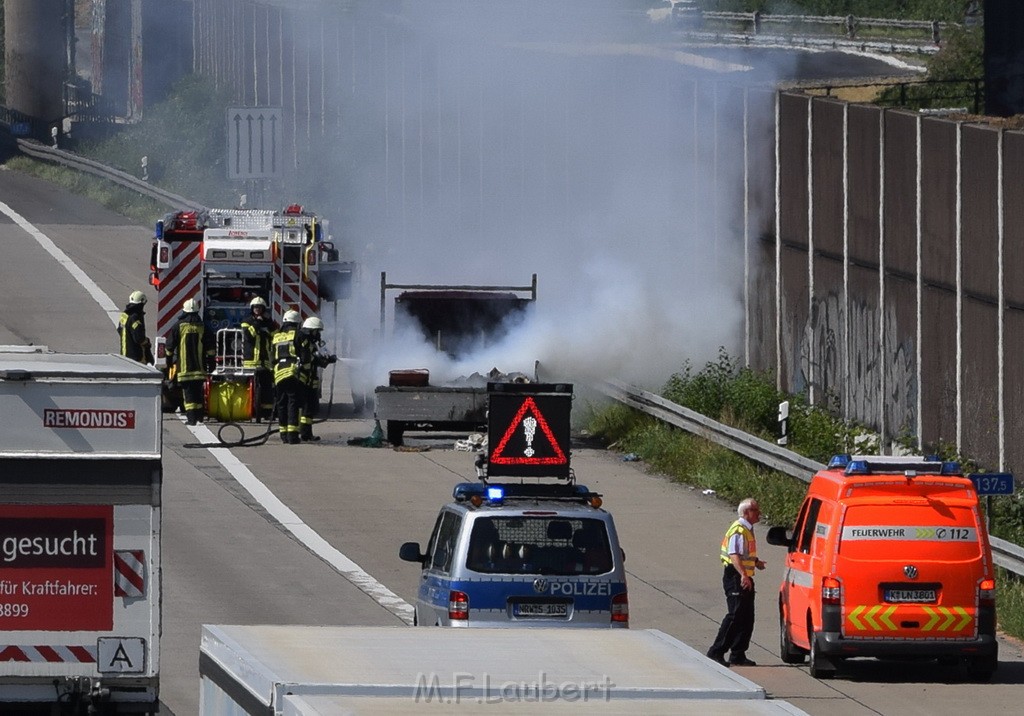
[
  {"xmin": 709, "ymin": 565, "xmax": 756, "ymax": 660},
  {"xmin": 254, "ymin": 368, "xmax": 275, "ymax": 417},
  {"xmin": 180, "ymin": 379, "xmax": 205, "ymax": 424},
  {"xmin": 275, "ymin": 377, "xmax": 303, "ymax": 438}
]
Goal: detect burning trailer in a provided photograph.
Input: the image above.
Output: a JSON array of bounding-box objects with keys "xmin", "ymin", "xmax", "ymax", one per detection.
[{"xmin": 374, "ymin": 273, "xmax": 537, "ymax": 445}]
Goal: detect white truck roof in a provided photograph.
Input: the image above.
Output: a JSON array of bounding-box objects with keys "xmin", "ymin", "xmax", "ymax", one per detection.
[
  {"xmin": 0, "ymin": 350, "xmax": 162, "ymax": 458},
  {"xmin": 200, "ymin": 625, "xmax": 808, "ymax": 714}
]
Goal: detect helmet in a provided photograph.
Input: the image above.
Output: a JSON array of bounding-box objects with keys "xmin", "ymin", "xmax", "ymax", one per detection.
[
  {"xmin": 128, "ymin": 290, "xmax": 147, "ymax": 306},
  {"xmin": 249, "ymin": 296, "xmax": 267, "ymax": 309},
  {"xmin": 302, "ymin": 317, "xmax": 324, "ymax": 331},
  {"xmin": 182, "ymin": 298, "xmax": 200, "ymax": 314},
  {"xmin": 282, "ymin": 310, "xmax": 301, "ymax": 324}
]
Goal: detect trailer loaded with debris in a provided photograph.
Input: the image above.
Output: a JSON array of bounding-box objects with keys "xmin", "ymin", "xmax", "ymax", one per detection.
[{"xmin": 374, "ymin": 273, "xmax": 537, "ymax": 445}]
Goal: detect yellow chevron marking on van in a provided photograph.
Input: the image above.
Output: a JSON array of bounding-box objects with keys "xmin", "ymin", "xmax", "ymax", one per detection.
[
  {"xmin": 866, "ymin": 605, "xmax": 887, "ymax": 630},
  {"xmin": 915, "ymin": 527, "xmax": 935, "ymax": 539},
  {"xmin": 880, "ymin": 605, "xmax": 898, "ymax": 631},
  {"xmin": 922, "ymin": 606, "xmax": 940, "ymax": 631},
  {"xmin": 848, "ymin": 605, "xmax": 900, "ymax": 631},
  {"xmin": 938, "ymin": 608, "xmax": 957, "ymax": 632},
  {"xmin": 953, "ymin": 606, "xmax": 971, "ymax": 631},
  {"xmin": 848, "ymin": 605, "xmax": 866, "ymax": 630}
]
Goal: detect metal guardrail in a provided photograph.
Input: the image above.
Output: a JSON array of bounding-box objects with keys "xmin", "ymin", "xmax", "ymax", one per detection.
[
  {"xmin": 14, "ymin": 139, "xmax": 206, "ymax": 212},
  {"xmin": 598, "ymin": 378, "xmax": 1024, "ymax": 578},
  {"xmin": 675, "ymin": 10, "xmax": 950, "ymax": 55}
]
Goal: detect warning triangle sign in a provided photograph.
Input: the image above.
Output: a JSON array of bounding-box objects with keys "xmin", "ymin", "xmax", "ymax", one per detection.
[{"xmin": 490, "ymin": 396, "xmax": 568, "ymax": 466}]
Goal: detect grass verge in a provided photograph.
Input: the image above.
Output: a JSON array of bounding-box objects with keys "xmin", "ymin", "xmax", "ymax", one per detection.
[{"xmin": 584, "ymin": 357, "xmax": 1024, "ymax": 644}]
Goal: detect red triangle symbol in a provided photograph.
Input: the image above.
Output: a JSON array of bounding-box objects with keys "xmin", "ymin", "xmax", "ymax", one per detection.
[{"xmin": 491, "ymin": 396, "xmax": 567, "ymax": 465}]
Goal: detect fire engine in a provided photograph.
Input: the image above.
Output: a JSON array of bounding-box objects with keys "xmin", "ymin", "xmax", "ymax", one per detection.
[{"xmin": 148, "ymin": 204, "xmax": 350, "ymax": 420}]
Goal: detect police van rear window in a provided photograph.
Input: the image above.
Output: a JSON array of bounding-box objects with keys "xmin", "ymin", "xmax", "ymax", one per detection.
[
  {"xmin": 466, "ymin": 517, "xmax": 612, "ymax": 576},
  {"xmin": 838, "ymin": 505, "xmax": 981, "ymax": 559}
]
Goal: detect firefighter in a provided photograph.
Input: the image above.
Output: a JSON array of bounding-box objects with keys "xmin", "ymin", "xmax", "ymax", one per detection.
[
  {"xmin": 297, "ymin": 316, "xmax": 337, "ymax": 442},
  {"xmin": 117, "ymin": 290, "xmax": 154, "ymax": 364},
  {"xmin": 272, "ymin": 310, "xmax": 303, "ymax": 444},
  {"xmin": 167, "ymin": 298, "xmax": 214, "ymax": 426},
  {"xmin": 241, "ymin": 296, "xmax": 278, "ymax": 421}
]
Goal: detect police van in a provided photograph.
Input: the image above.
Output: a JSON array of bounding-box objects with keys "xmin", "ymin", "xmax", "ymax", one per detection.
[
  {"xmin": 766, "ymin": 454, "xmax": 999, "ymax": 680},
  {"xmin": 399, "ymin": 481, "xmax": 628, "ymax": 627}
]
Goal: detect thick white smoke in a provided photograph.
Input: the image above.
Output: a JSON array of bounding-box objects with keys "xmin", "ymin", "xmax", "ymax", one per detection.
[{"xmin": 324, "ymin": 2, "xmax": 777, "ymax": 395}]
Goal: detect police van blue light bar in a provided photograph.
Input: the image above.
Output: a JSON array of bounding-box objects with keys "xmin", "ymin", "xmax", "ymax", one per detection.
[
  {"xmin": 453, "ymin": 483, "xmax": 482, "ymax": 502},
  {"xmin": 486, "ymin": 486, "xmax": 505, "ymax": 503},
  {"xmin": 155, "ymin": 220, "xmax": 164, "ymax": 240}
]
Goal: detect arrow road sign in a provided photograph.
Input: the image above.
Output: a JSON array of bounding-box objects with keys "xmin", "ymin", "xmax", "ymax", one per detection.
[{"xmin": 226, "ymin": 107, "xmax": 282, "ymax": 179}]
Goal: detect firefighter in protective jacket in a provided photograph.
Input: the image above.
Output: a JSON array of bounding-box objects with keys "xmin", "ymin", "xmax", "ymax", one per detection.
[
  {"xmin": 167, "ymin": 298, "xmax": 214, "ymax": 425},
  {"xmin": 241, "ymin": 296, "xmax": 278, "ymax": 420},
  {"xmin": 118, "ymin": 290, "xmax": 154, "ymax": 364},
  {"xmin": 272, "ymin": 310, "xmax": 303, "ymax": 444},
  {"xmin": 296, "ymin": 316, "xmax": 337, "ymax": 442}
]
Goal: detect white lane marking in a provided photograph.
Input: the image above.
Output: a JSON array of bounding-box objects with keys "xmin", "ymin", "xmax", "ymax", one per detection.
[
  {"xmin": 0, "ymin": 200, "xmax": 122, "ymax": 326},
  {"xmin": 190, "ymin": 420, "xmax": 414, "ymax": 623},
  {"xmin": 0, "ymin": 199, "xmax": 415, "ymax": 624}
]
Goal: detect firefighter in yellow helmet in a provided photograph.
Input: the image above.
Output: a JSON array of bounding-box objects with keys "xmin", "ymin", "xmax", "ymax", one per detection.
[
  {"xmin": 241, "ymin": 296, "xmax": 278, "ymax": 421},
  {"xmin": 296, "ymin": 316, "xmax": 337, "ymax": 442},
  {"xmin": 167, "ymin": 298, "xmax": 214, "ymax": 426},
  {"xmin": 117, "ymin": 290, "xmax": 154, "ymax": 364},
  {"xmin": 271, "ymin": 310, "xmax": 303, "ymax": 443}
]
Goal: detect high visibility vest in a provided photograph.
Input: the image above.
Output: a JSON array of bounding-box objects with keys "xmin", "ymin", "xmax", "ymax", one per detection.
[
  {"xmin": 118, "ymin": 312, "xmax": 147, "ymax": 362},
  {"xmin": 241, "ymin": 317, "xmax": 272, "ymax": 369},
  {"xmin": 720, "ymin": 520, "xmax": 758, "ymax": 577},
  {"xmin": 296, "ymin": 331, "xmax": 319, "ymax": 386},
  {"xmin": 174, "ymin": 320, "xmax": 207, "ymax": 382},
  {"xmin": 272, "ymin": 328, "xmax": 299, "ymax": 383}
]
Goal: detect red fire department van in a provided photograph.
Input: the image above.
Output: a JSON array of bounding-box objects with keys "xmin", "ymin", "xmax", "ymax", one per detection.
[{"xmin": 766, "ymin": 454, "xmax": 998, "ymax": 681}]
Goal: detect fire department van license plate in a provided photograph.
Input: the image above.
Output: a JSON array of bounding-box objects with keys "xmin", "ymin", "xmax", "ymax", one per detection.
[
  {"xmin": 885, "ymin": 589, "xmax": 937, "ymax": 603},
  {"xmin": 514, "ymin": 602, "xmax": 568, "ymax": 617}
]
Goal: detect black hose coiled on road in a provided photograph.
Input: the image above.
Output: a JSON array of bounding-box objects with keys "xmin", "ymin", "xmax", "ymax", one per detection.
[
  {"xmin": 182, "ymin": 419, "xmax": 277, "ymax": 449},
  {"xmin": 180, "ymin": 417, "xmax": 329, "ymax": 449}
]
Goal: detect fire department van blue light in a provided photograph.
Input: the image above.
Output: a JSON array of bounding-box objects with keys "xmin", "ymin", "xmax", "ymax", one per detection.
[{"xmin": 400, "ymin": 482, "xmax": 628, "ymax": 627}]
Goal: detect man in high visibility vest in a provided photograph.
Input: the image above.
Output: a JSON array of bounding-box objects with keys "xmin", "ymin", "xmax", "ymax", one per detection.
[
  {"xmin": 707, "ymin": 498, "xmax": 765, "ymax": 667},
  {"xmin": 272, "ymin": 310, "xmax": 303, "ymax": 444},
  {"xmin": 167, "ymin": 297, "xmax": 214, "ymax": 426},
  {"xmin": 117, "ymin": 290, "xmax": 154, "ymax": 364}
]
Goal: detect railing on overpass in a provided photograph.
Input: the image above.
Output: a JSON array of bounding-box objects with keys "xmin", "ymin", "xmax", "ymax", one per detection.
[
  {"xmin": 598, "ymin": 378, "xmax": 1024, "ymax": 578},
  {"xmin": 671, "ymin": 9, "xmax": 957, "ymax": 55}
]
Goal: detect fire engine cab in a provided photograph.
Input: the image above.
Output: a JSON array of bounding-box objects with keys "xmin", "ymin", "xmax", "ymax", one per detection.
[{"xmin": 149, "ymin": 204, "xmax": 351, "ymax": 420}]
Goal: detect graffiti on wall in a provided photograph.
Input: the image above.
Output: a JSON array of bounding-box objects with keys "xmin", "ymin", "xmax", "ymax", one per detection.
[{"xmin": 784, "ymin": 290, "xmax": 917, "ymax": 443}]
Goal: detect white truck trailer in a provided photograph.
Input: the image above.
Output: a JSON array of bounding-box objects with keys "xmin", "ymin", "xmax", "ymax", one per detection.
[
  {"xmin": 200, "ymin": 625, "xmax": 809, "ymax": 715},
  {"xmin": 0, "ymin": 348, "xmax": 163, "ymax": 713}
]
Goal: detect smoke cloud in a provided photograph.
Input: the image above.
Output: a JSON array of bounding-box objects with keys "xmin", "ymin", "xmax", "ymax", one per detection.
[{"xmin": 314, "ymin": 2, "xmax": 778, "ymax": 395}]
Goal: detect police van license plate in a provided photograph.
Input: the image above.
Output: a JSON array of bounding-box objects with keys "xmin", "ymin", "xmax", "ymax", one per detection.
[
  {"xmin": 514, "ymin": 602, "xmax": 568, "ymax": 617},
  {"xmin": 885, "ymin": 589, "xmax": 937, "ymax": 603}
]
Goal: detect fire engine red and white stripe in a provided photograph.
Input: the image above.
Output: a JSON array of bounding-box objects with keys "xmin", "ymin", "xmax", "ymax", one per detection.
[
  {"xmin": 0, "ymin": 645, "xmax": 97, "ymax": 663},
  {"xmin": 156, "ymin": 242, "xmax": 203, "ymax": 341},
  {"xmin": 273, "ymin": 263, "xmax": 320, "ymax": 318},
  {"xmin": 0, "ymin": 201, "xmax": 415, "ymax": 626}
]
